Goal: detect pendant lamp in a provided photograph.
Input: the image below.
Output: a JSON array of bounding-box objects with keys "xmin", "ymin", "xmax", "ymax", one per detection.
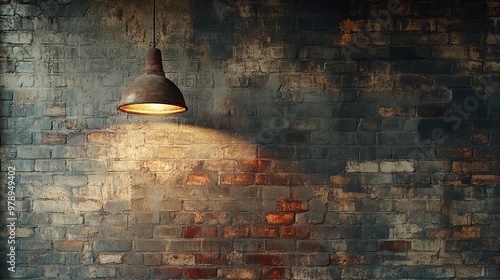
[{"xmin": 117, "ymin": 0, "xmax": 187, "ymax": 115}]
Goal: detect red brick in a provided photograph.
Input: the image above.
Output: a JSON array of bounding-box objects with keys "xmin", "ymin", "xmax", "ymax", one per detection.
[
  {"xmin": 195, "ymin": 253, "xmax": 231, "ymax": 265},
  {"xmin": 453, "ymin": 226, "xmax": 480, "ymax": 238},
  {"xmin": 379, "ymin": 241, "xmax": 412, "ymax": 252},
  {"xmin": 250, "ymin": 226, "xmax": 279, "ymax": 238},
  {"xmin": 54, "ymin": 240, "xmax": 84, "ymax": 252},
  {"xmin": 262, "ymin": 267, "xmax": 286, "ymax": 279},
  {"xmin": 186, "ymin": 174, "xmax": 213, "ymax": 185},
  {"xmin": 185, "ymin": 268, "xmax": 218, "ymax": 279},
  {"xmin": 331, "ymin": 254, "xmax": 367, "ymax": 265},
  {"xmin": 330, "ymin": 175, "xmax": 354, "ymax": 187},
  {"xmin": 288, "ymin": 175, "xmax": 305, "ymax": 186},
  {"xmin": 183, "ymin": 226, "xmax": 217, "ymax": 238},
  {"xmin": 494, "ymin": 238, "xmax": 500, "ymax": 246},
  {"xmin": 452, "ymin": 161, "xmax": 490, "ymax": 173},
  {"xmin": 154, "ymin": 267, "xmax": 183, "ymax": 278},
  {"xmin": 256, "ymin": 174, "xmax": 290, "ymax": 185},
  {"xmin": 222, "ymin": 226, "xmax": 249, "ymax": 238},
  {"xmin": 220, "ymin": 173, "xmax": 255, "ymax": 185},
  {"xmin": 266, "ymin": 213, "xmax": 295, "ymax": 225},
  {"xmin": 278, "ymin": 199, "xmax": 307, "ymax": 212},
  {"xmin": 470, "ymin": 132, "xmax": 489, "ymax": 144},
  {"xmin": 472, "ymin": 175, "xmax": 500, "ymax": 185},
  {"xmin": 240, "ymin": 160, "xmax": 272, "ymax": 172},
  {"xmin": 245, "ymin": 254, "xmax": 284, "ymax": 266},
  {"xmin": 280, "ymin": 226, "xmax": 310, "ymax": 239},
  {"xmin": 193, "ymin": 212, "xmax": 229, "ymax": 224},
  {"xmin": 42, "ymin": 132, "xmax": 67, "ymax": 145},
  {"xmin": 438, "ymin": 147, "xmax": 473, "ymax": 159}
]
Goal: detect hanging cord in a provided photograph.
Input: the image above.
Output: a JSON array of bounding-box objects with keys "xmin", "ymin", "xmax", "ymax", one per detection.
[{"xmin": 151, "ymin": 0, "xmax": 156, "ymax": 48}]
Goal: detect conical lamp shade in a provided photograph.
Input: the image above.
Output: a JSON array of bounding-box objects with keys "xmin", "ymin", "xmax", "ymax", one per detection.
[{"xmin": 118, "ymin": 47, "xmax": 187, "ymax": 115}]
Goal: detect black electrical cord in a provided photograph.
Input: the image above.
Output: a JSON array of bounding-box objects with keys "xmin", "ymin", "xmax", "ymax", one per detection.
[{"xmin": 152, "ymin": 0, "xmax": 156, "ymax": 47}]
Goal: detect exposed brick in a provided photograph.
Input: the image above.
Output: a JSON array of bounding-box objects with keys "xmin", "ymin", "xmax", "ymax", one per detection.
[
  {"xmin": 379, "ymin": 240, "xmax": 412, "ymax": 252},
  {"xmin": 380, "ymin": 161, "xmax": 415, "ymax": 172},
  {"xmin": 183, "ymin": 226, "xmax": 217, "ymax": 238},
  {"xmin": 378, "ymin": 106, "xmax": 413, "ymax": 117},
  {"xmin": 433, "ymin": 46, "xmax": 468, "ymax": 59},
  {"xmin": 452, "ymin": 161, "xmax": 490, "ymax": 173},
  {"xmin": 417, "ymin": 105, "xmax": 448, "ymax": 117},
  {"xmin": 97, "ymin": 254, "xmax": 123, "ymax": 264},
  {"xmin": 93, "ymin": 240, "xmax": 131, "ymax": 252},
  {"xmin": 218, "ymin": 268, "xmax": 256, "ymax": 279},
  {"xmin": 277, "ymin": 199, "xmax": 307, "ymax": 212},
  {"xmin": 266, "ymin": 213, "xmax": 295, "ymax": 225},
  {"xmin": 222, "ymin": 226, "xmax": 250, "ymax": 238},
  {"xmin": 136, "ymin": 240, "xmax": 167, "ymax": 252},
  {"xmin": 472, "ymin": 175, "xmax": 500, "ymax": 185},
  {"xmin": 438, "ymin": 147, "xmax": 473, "ymax": 159},
  {"xmin": 250, "ymin": 226, "xmax": 279, "ymax": 238},
  {"xmin": 240, "ymin": 159, "xmax": 272, "ymax": 172},
  {"xmin": 163, "ymin": 254, "xmax": 196, "ymax": 266},
  {"xmin": 330, "ymin": 254, "xmax": 367, "ymax": 265},
  {"xmin": 184, "ymin": 268, "xmax": 217, "ymax": 279},
  {"xmin": 346, "ymin": 161, "xmax": 378, "ymax": 173},
  {"xmin": 417, "ymin": 161, "xmax": 451, "ymax": 172},
  {"xmin": 186, "ymin": 173, "xmax": 214, "ymax": 185},
  {"xmin": 3, "ymin": 0, "xmax": 500, "ymax": 278},
  {"xmin": 280, "ymin": 226, "xmax": 311, "ymax": 239},
  {"xmin": 453, "ymin": 226, "xmax": 481, "ymax": 238},
  {"xmin": 195, "ymin": 253, "xmax": 231, "ymax": 265},
  {"xmin": 262, "ymin": 267, "xmax": 286, "ymax": 279},
  {"xmin": 245, "ymin": 254, "xmax": 284, "ymax": 266},
  {"xmin": 219, "ymin": 173, "xmax": 255, "ymax": 185},
  {"xmin": 256, "ymin": 174, "xmax": 292, "ymax": 185},
  {"xmin": 330, "ymin": 175, "xmax": 355, "ymax": 187},
  {"xmin": 54, "ymin": 240, "xmax": 84, "ymax": 252},
  {"xmin": 42, "ymin": 132, "xmax": 67, "ymax": 144}
]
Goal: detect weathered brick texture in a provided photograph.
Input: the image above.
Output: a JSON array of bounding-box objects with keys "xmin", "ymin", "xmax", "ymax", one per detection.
[{"xmin": 1, "ymin": 0, "xmax": 499, "ymax": 279}]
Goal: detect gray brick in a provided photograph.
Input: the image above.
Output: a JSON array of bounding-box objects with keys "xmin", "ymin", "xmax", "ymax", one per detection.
[
  {"xmin": 360, "ymin": 225, "xmax": 390, "ymax": 239},
  {"xmin": 1, "ymin": 131, "xmax": 32, "ymax": 144},
  {"xmin": 0, "ymin": 88, "xmax": 13, "ymax": 100},
  {"xmin": 292, "ymin": 267, "xmax": 340, "ymax": 279},
  {"xmin": 93, "ymin": 240, "xmax": 132, "ymax": 252},
  {"xmin": 17, "ymin": 146, "xmax": 51, "ymax": 159},
  {"xmin": 262, "ymin": 186, "xmax": 290, "ymax": 199},
  {"xmin": 348, "ymin": 239, "xmax": 379, "ymax": 252},
  {"xmin": 1, "ymin": 159, "xmax": 34, "ymax": 171},
  {"xmin": 96, "ymin": 267, "xmax": 116, "ymax": 278},
  {"xmin": 265, "ymin": 239, "xmax": 295, "ymax": 252},
  {"xmin": 135, "ymin": 240, "xmax": 167, "ymax": 252},
  {"xmin": 329, "ymin": 118, "xmax": 357, "ymax": 131},
  {"xmin": 34, "ymin": 159, "xmax": 66, "ymax": 171},
  {"xmin": 297, "ymin": 240, "xmax": 330, "ymax": 252},
  {"xmin": 166, "ymin": 240, "xmax": 200, "ymax": 252},
  {"xmin": 293, "ymin": 253, "xmax": 330, "ymax": 266},
  {"xmin": 235, "ymin": 239, "xmax": 264, "ymax": 252},
  {"xmin": 417, "ymin": 160, "xmax": 451, "ymax": 172}
]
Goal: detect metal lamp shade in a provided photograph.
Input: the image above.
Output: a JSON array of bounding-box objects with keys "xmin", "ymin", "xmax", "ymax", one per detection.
[{"xmin": 118, "ymin": 48, "xmax": 187, "ymax": 116}]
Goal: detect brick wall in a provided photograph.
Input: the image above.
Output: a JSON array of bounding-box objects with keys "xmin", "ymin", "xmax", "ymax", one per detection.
[{"xmin": 1, "ymin": 0, "xmax": 499, "ymax": 279}]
